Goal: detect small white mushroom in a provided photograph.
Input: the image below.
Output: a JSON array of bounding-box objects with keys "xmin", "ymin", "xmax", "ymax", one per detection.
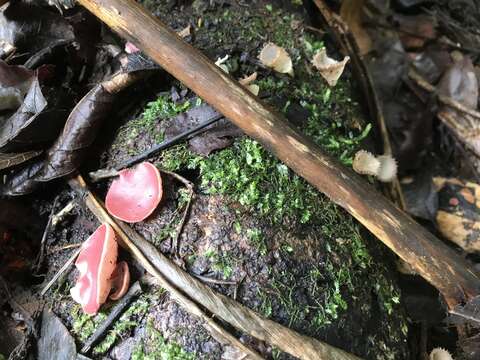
[
  {"xmin": 376, "ymin": 155, "xmax": 398, "ymax": 182},
  {"xmin": 259, "ymin": 43, "xmax": 293, "ymax": 76},
  {"xmin": 311, "ymin": 48, "xmax": 350, "ymax": 87},
  {"xmin": 352, "ymin": 150, "xmax": 380, "ymax": 176},
  {"xmin": 429, "ymin": 348, "xmax": 453, "ymax": 360},
  {"xmin": 352, "ymin": 150, "xmax": 397, "ymax": 182}
]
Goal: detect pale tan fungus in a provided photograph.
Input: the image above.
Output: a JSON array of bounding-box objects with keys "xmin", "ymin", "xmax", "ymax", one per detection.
[
  {"xmin": 429, "ymin": 348, "xmax": 454, "ymax": 360},
  {"xmin": 258, "ymin": 43, "xmax": 293, "ymax": 76},
  {"xmin": 311, "ymin": 48, "xmax": 350, "ymax": 87}
]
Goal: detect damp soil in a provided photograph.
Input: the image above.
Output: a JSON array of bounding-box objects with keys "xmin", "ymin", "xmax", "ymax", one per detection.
[{"xmin": 41, "ymin": 1, "xmax": 412, "ymax": 359}]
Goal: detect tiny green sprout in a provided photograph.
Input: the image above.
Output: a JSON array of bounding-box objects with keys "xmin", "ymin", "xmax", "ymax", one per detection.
[{"xmin": 265, "ymin": 4, "xmax": 273, "ymax": 12}]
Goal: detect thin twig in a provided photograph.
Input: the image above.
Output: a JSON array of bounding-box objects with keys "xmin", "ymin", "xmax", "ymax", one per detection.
[
  {"xmin": 89, "ymin": 114, "xmax": 223, "ymax": 182},
  {"xmin": 81, "ymin": 282, "xmax": 143, "ymax": 354},
  {"xmin": 47, "ymin": 243, "xmax": 82, "ymax": 254},
  {"xmin": 34, "ymin": 197, "xmax": 59, "ymax": 274},
  {"xmin": 160, "ymin": 169, "xmax": 194, "ymax": 257},
  {"xmin": 40, "ymin": 248, "xmax": 81, "ymax": 296},
  {"xmin": 193, "ymin": 274, "xmax": 237, "ymax": 286},
  {"xmin": 171, "ymin": 189, "xmax": 193, "ymax": 257},
  {"xmin": 51, "ymin": 200, "xmax": 76, "ymax": 227}
]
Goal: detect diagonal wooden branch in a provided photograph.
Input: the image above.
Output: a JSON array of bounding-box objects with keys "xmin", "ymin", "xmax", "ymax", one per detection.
[
  {"xmin": 69, "ymin": 175, "xmax": 362, "ymax": 360},
  {"xmin": 76, "ymin": 0, "xmax": 480, "ymax": 308}
]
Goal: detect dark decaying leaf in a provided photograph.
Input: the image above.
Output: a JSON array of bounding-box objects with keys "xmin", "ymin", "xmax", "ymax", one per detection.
[
  {"xmin": 0, "ymin": 2, "xmax": 75, "ymax": 55},
  {"xmin": 37, "ymin": 310, "xmax": 77, "ymax": 360},
  {"xmin": 458, "ymin": 333, "xmax": 480, "ymax": 360},
  {"xmin": 1, "ymin": 84, "xmax": 116, "ymax": 195},
  {"xmin": 165, "ymin": 103, "xmax": 241, "ymax": 156},
  {"xmin": 392, "ymin": 14, "xmax": 437, "ymax": 49},
  {"xmin": 436, "ymin": 57, "xmax": 480, "ymax": 158},
  {"xmin": 448, "ymin": 295, "xmax": 480, "ymax": 327},
  {"xmin": 438, "ymin": 57, "xmax": 478, "ymax": 109},
  {"xmin": 39, "ymin": 84, "xmax": 115, "ymax": 180},
  {"xmin": 2, "ymin": 160, "xmax": 44, "ymax": 196},
  {"xmin": 0, "ymin": 150, "xmax": 42, "ymax": 171},
  {"xmin": 0, "ymin": 60, "xmax": 33, "ymax": 111},
  {"xmin": 402, "ymin": 167, "xmax": 438, "ymax": 221},
  {"xmin": 0, "ymin": 77, "xmax": 67, "ymax": 152}
]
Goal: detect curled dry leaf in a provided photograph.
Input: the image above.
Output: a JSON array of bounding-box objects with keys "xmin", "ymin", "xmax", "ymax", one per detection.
[
  {"xmin": 259, "ymin": 43, "xmax": 293, "ymax": 76},
  {"xmin": 71, "ymin": 223, "xmax": 118, "ymax": 314},
  {"xmin": 311, "ymin": 48, "xmax": 350, "ymax": 87},
  {"xmin": 0, "ymin": 83, "xmax": 116, "ymax": 195},
  {"xmin": 106, "ymin": 162, "xmax": 163, "ymax": 223},
  {"xmin": 0, "ymin": 77, "xmax": 67, "ymax": 152},
  {"xmin": 0, "ymin": 60, "xmax": 33, "ymax": 111}
]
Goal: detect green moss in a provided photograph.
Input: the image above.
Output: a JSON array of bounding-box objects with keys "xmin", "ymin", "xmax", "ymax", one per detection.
[
  {"xmin": 246, "ymin": 228, "xmax": 267, "ymax": 256},
  {"xmin": 132, "ymin": 320, "xmax": 196, "ymax": 360},
  {"xmin": 204, "ymin": 248, "xmax": 234, "ymax": 279}
]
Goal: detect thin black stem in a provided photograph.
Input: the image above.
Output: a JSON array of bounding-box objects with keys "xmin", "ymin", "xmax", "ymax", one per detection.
[{"xmin": 116, "ymin": 113, "xmax": 223, "ymax": 170}]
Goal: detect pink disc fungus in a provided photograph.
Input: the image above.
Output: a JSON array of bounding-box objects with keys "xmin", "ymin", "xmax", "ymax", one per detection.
[
  {"xmin": 105, "ymin": 162, "xmax": 163, "ymax": 223},
  {"xmin": 71, "ymin": 224, "xmax": 131, "ymax": 314}
]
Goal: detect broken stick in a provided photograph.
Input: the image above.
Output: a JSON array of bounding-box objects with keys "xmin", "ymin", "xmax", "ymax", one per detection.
[{"xmin": 77, "ymin": 0, "xmax": 480, "ymax": 308}]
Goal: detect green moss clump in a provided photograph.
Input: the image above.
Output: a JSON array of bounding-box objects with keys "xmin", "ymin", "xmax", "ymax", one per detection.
[{"xmin": 132, "ymin": 320, "xmax": 196, "ymax": 360}]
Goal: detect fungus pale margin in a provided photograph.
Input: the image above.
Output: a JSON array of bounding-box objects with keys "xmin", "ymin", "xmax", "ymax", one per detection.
[
  {"xmin": 105, "ymin": 162, "xmax": 163, "ymax": 223},
  {"xmin": 259, "ymin": 43, "xmax": 294, "ymax": 76},
  {"xmin": 429, "ymin": 348, "xmax": 453, "ymax": 360},
  {"xmin": 311, "ymin": 48, "xmax": 350, "ymax": 87},
  {"xmin": 70, "ymin": 223, "xmax": 118, "ymax": 315}
]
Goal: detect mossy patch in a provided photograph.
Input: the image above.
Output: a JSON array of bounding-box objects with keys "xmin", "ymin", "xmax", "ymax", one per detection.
[{"xmin": 132, "ymin": 320, "xmax": 196, "ymax": 360}]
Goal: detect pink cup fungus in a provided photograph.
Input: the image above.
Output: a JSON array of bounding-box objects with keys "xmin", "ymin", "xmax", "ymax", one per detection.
[
  {"xmin": 70, "ymin": 223, "xmax": 130, "ymax": 314},
  {"xmin": 105, "ymin": 162, "xmax": 163, "ymax": 223}
]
